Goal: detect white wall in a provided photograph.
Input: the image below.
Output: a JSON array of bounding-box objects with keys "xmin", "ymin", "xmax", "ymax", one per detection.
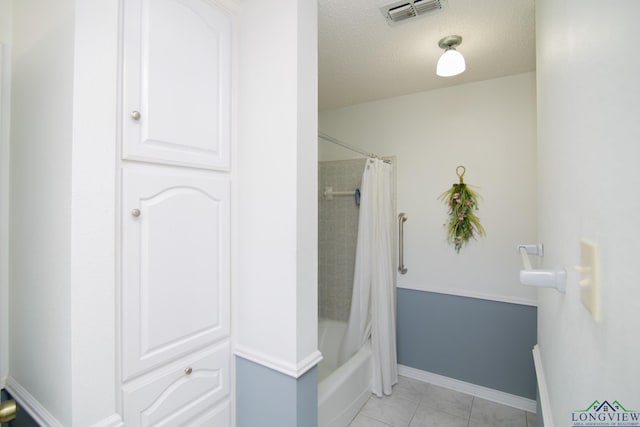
[
  {"xmin": 0, "ymin": 0, "xmax": 12, "ymax": 383},
  {"xmin": 235, "ymin": 0, "xmax": 320, "ymax": 377},
  {"xmin": 69, "ymin": 0, "xmax": 119, "ymax": 424},
  {"xmin": 7, "ymin": 1, "xmax": 119, "ymax": 425},
  {"xmin": 9, "ymin": 1, "xmax": 74, "ymax": 423},
  {"xmin": 320, "ymin": 73, "xmax": 538, "ymax": 305},
  {"xmin": 536, "ymin": 0, "xmax": 640, "ymax": 424},
  {"xmin": 295, "ymin": 0, "xmax": 319, "ymax": 367}
]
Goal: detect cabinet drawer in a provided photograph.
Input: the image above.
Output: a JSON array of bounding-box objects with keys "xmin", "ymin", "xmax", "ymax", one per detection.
[{"xmin": 123, "ymin": 343, "xmax": 230, "ymax": 427}]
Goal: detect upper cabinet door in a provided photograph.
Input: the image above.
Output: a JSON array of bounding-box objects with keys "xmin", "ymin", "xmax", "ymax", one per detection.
[{"xmin": 123, "ymin": 0, "xmax": 231, "ymax": 170}]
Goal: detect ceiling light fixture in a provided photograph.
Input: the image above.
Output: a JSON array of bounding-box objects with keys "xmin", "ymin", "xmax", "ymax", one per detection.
[{"xmin": 436, "ymin": 35, "xmax": 465, "ymax": 77}]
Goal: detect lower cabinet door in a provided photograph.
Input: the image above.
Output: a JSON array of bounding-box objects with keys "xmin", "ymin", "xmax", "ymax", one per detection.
[
  {"xmin": 121, "ymin": 165, "xmax": 230, "ymax": 380},
  {"xmin": 122, "ymin": 343, "xmax": 230, "ymax": 427}
]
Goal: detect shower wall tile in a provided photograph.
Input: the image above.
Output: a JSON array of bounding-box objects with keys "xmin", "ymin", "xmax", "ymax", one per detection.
[{"xmin": 318, "ymin": 158, "xmax": 366, "ymax": 322}]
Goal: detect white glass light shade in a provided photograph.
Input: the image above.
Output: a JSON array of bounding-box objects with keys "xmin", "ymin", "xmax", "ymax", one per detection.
[{"xmin": 436, "ymin": 48, "xmax": 466, "ymax": 77}]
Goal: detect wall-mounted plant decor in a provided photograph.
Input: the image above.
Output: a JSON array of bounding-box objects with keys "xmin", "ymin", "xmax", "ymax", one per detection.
[{"xmin": 438, "ymin": 166, "xmax": 486, "ymax": 253}]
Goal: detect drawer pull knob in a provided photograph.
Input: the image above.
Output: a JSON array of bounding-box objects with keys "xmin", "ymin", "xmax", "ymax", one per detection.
[
  {"xmin": 131, "ymin": 209, "xmax": 141, "ymax": 218},
  {"xmin": 131, "ymin": 110, "xmax": 141, "ymax": 120},
  {"xmin": 184, "ymin": 367, "xmax": 193, "ymax": 375}
]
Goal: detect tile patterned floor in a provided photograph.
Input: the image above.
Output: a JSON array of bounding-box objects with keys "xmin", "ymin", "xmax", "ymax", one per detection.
[{"xmin": 349, "ymin": 376, "xmax": 537, "ymax": 427}]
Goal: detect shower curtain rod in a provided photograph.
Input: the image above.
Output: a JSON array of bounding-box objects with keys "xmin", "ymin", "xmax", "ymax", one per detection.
[{"xmin": 318, "ymin": 132, "xmax": 381, "ymax": 159}]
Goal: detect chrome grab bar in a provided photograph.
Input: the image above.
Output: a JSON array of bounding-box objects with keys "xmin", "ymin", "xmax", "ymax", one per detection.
[{"xmin": 398, "ymin": 213, "xmax": 408, "ymax": 274}]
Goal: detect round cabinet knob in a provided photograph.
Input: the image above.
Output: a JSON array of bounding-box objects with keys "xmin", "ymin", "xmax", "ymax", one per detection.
[
  {"xmin": 130, "ymin": 110, "xmax": 141, "ymax": 121},
  {"xmin": 131, "ymin": 209, "xmax": 141, "ymax": 218},
  {"xmin": 184, "ymin": 367, "xmax": 193, "ymax": 375}
]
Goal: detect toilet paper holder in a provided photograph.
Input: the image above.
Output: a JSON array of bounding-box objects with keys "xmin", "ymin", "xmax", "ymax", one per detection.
[{"xmin": 517, "ymin": 244, "xmax": 566, "ymax": 293}]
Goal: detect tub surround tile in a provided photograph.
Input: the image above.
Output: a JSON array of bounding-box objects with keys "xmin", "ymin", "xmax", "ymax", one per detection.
[{"xmin": 318, "ymin": 159, "xmax": 365, "ymax": 322}]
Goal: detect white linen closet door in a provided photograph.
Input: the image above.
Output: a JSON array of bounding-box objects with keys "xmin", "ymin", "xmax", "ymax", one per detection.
[
  {"xmin": 122, "ymin": 0, "xmax": 231, "ymax": 170},
  {"xmin": 121, "ymin": 165, "xmax": 230, "ymax": 380},
  {"xmin": 120, "ymin": 0, "xmax": 233, "ymax": 424}
]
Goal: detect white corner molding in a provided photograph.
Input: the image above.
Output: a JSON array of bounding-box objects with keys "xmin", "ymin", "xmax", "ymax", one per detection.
[
  {"xmin": 234, "ymin": 345, "xmax": 323, "ymax": 379},
  {"xmin": 398, "ymin": 365, "xmax": 536, "ymax": 413},
  {"xmin": 4, "ymin": 376, "xmax": 64, "ymax": 427},
  {"xmin": 532, "ymin": 344, "xmax": 554, "ymax": 427}
]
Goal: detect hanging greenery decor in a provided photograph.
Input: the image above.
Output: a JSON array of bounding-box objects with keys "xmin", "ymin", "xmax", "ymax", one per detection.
[{"xmin": 438, "ymin": 165, "xmax": 486, "ymax": 253}]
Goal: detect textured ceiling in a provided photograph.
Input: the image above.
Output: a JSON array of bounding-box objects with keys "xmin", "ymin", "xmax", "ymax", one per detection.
[{"xmin": 318, "ymin": 0, "xmax": 536, "ymax": 110}]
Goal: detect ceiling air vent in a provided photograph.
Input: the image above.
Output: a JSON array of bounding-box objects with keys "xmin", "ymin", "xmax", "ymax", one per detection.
[{"xmin": 381, "ymin": 0, "xmax": 447, "ymax": 26}]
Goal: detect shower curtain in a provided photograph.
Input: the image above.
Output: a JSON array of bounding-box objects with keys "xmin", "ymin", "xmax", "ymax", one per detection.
[{"xmin": 339, "ymin": 158, "xmax": 398, "ymax": 397}]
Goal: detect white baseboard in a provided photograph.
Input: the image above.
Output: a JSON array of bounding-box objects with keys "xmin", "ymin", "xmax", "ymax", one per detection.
[
  {"xmin": 5, "ymin": 376, "xmax": 124, "ymax": 427},
  {"xmin": 398, "ymin": 364, "xmax": 537, "ymax": 413},
  {"xmin": 4, "ymin": 376, "xmax": 64, "ymax": 427},
  {"xmin": 532, "ymin": 344, "xmax": 553, "ymax": 427}
]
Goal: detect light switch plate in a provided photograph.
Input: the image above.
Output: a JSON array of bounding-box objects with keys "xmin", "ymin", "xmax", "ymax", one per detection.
[{"xmin": 576, "ymin": 240, "xmax": 599, "ymax": 321}]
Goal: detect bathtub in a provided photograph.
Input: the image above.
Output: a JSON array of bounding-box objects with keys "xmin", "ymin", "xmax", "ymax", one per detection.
[{"xmin": 318, "ymin": 319, "xmax": 372, "ymax": 427}]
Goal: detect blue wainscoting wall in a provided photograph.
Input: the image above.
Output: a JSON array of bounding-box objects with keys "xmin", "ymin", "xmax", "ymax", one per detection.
[
  {"xmin": 236, "ymin": 357, "xmax": 318, "ymax": 427},
  {"xmin": 397, "ymin": 288, "xmax": 537, "ymax": 400}
]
